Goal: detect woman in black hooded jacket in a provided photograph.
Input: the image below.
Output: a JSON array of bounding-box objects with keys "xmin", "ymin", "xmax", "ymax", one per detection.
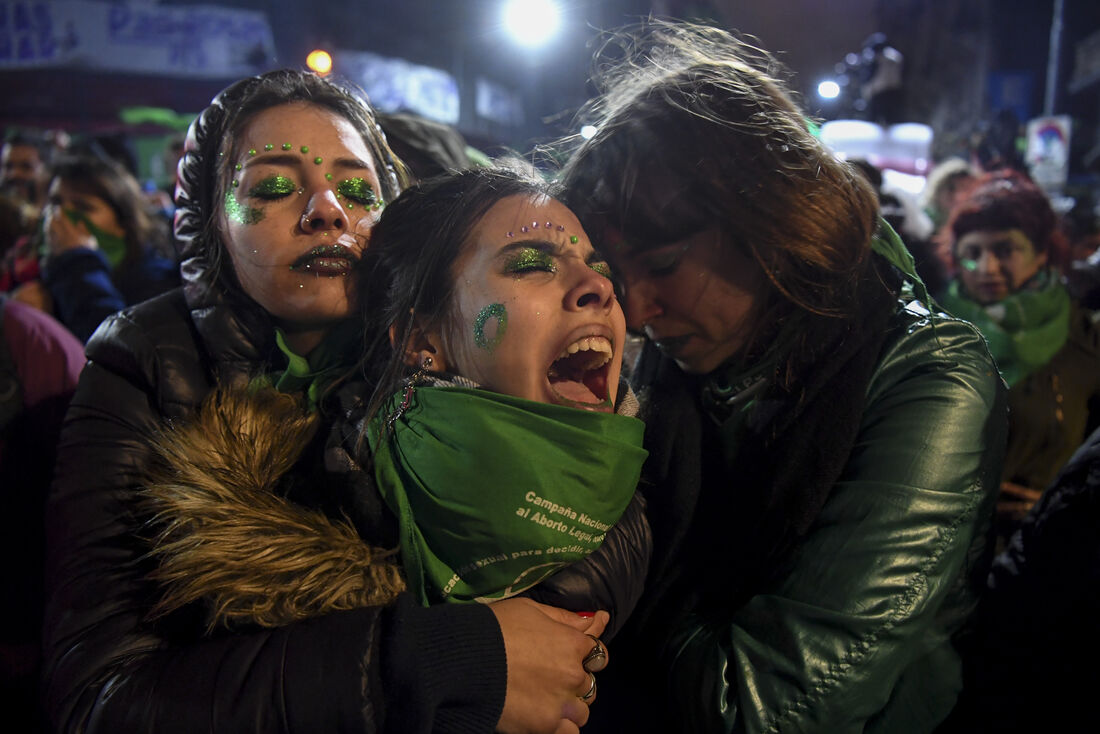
[{"xmin": 42, "ymin": 69, "xmax": 610, "ymax": 734}]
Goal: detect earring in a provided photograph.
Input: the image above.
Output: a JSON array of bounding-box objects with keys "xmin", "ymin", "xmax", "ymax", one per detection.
[{"xmin": 387, "ymin": 355, "xmax": 433, "ymax": 428}]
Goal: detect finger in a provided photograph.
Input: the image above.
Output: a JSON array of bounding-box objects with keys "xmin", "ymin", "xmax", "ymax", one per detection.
[
  {"xmin": 561, "ymin": 693, "xmax": 591, "ymax": 728},
  {"xmin": 553, "ymin": 721, "xmax": 581, "ymax": 734},
  {"xmin": 578, "ymin": 670, "xmax": 598, "ymax": 705},
  {"xmin": 582, "ymin": 634, "xmax": 609, "ymax": 673},
  {"xmin": 580, "ymin": 610, "xmax": 609, "ymax": 638}
]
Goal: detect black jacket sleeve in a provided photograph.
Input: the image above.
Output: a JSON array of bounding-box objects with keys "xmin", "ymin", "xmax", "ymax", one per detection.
[{"xmin": 525, "ymin": 492, "xmax": 650, "ymax": 640}]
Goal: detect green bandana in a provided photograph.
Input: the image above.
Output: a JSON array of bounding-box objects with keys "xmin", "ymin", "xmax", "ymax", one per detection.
[
  {"xmin": 64, "ymin": 208, "xmax": 127, "ymax": 268},
  {"xmin": 369, "ymin": 386, "xmax": 647, "ymax": 605},
  {"xmin": 938, "ymin": 270, "xmax": 1070, "ymax": 386},
  {"xmin": 253, "ymin": 319, "xmax": 360, "ymax": 410}
]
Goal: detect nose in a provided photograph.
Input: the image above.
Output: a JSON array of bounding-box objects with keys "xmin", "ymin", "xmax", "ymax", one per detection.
[
  {"xmin": 299, "ymin": 188, "xmax": 346, "ymax": 233},
  {"xmin": 619, "ymin": 274, "xmax": 661, "ymax": 330},
  {"xmin": 974, "ymin": 248, "xmax": 1000, "ymax": 275},
  {"xmin": 564, "ymin": 265, "xmax": 616, "ymax": 313}
]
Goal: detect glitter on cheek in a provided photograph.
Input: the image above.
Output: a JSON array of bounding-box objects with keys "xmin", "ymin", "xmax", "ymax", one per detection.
[
  {"xmin": 224, "ymin": 191, "xmax": 265, "ymax": 225},
  {"xmin": 962, "ymin": 259, "xmax": 978, "ymax": 272},
  {"xmin": 474, "ymin": 303, "xmax": 508, "ymax": 352}
]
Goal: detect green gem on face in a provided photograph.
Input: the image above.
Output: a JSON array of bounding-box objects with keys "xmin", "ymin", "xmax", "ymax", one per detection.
[
  {"xmin": 314, "ymin": 156, "xmax": 323, "ymax": 165},
  {"xmin": 569, "ymin": 235, "xmax": 579, "ymax": 244},
  {"xmin": 474, "ymin": 303, "xmax": 508, "ymax": 352},
  {"xmin": 232, "ymin": 180, "xmax": 239, "ymax": 187},
  {"xmin": 282, "ymin": 143, "xmax": 292, "ymax": 151},
  {"xmin": 224, "ymin": 191, "xmax": 265, "ymax": 225},
  {"xmin": 336, "ymin": 177, "xmax": 378, "ymax": 206},
  {"xmin": 325, "ymin": 173, "xmax": 334, "ymax": 181},
  {"xmin": 264, "ymin": 143, "xmax": 274, "ymax": 151},
  {"xmin": 248, "ymin": 149, "xmax": 256, "ymax": 156},
  {"xmin": 300, "ymin": 146, "xmax": 309, "ymax": 154},
  {"xmin": 235, "ymin": 163, "xmax": 242, "ymax": 171}
]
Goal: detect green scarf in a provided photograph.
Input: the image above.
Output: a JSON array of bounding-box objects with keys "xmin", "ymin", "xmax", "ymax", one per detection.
[
  {"xmin": 252, "ymin": 319, "xmax": 361, "ymax": 410},
  {"xmin": 369, "ymin": 385, "xmax": 647, "ymax": 606},
  {"xmin": 63, "ymin": 208, "xmax": 127, "ymax": 268},
  {"xmin": 938, "ymin": 271, "xmax": 1070, "ymax": 386}
]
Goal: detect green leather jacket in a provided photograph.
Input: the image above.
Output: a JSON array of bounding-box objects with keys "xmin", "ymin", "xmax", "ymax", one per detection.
[{"xmin": 598, "ymin": 300, "xmax": 1008, "ymax": 734}]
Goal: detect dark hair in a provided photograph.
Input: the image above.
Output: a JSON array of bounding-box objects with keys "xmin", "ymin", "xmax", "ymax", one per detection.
[
  {"xmin": 942, "ymin": 169, "xmax": 1068, "ymax": 272},
  {"xmin": 360, "ymin": 162, "xmax": 555, "ymax": 418},
  {"xmin": 48, "ymin": 153, "xmax": 167, "ymax": 268},
  {"xmin": 175, "ymin": 69, "xmax": 412, "ymax": 307},
  {"xmin": 556, "ymin": 21, "xmax": 880, "ymax": 365}
]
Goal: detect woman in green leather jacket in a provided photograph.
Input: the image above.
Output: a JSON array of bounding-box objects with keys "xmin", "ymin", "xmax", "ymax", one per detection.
[{"xmin": 557, "ymin": 22, "xmax": 1008, "ymax": 733}]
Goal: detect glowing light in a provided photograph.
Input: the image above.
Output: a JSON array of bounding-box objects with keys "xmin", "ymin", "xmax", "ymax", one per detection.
[
  {"xmin": 306, "ymin": 49, "xmax": 333, "ymax": 75},
  {"xmin": 503, "ymin": 0, "xmax": 561, "ymax": 48},
  {"xmin": 818, "ymin": 80, "xmax": 841, "ymax": 99},
  {"xmin": 580, "ymin": 125, "xmax": 597, "ymax": 140}
]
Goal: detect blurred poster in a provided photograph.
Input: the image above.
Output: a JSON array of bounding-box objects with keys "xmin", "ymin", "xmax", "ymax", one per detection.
[
  {"xmin": 0, "ymin": 1, "xmax": 274, "ymax": 78},
  {"xmin": 476, "ymin": 77, "xmax": 524, "ymax": 126},
  {"xmin": 1026, "ymin": 115, "xmax": 1072, "ymax": 192},
  {"xmin": 337, "ymin": 50, "xmax": 460, "ymax": 125}
]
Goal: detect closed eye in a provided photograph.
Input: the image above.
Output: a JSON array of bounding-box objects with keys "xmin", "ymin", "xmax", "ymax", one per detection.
[
  {"xmin": 504, "ymin": 246, "xmax": 557, "ymax": 274},
  {"xmin": 247, "ymin": 175, "xmax": 297, "ymax": 200}
]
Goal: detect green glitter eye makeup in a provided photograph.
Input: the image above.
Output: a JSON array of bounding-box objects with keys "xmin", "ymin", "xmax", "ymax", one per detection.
[
  {"xmin": 248, "ymin": 175, "xmax": 297, "ymax": 199},
  {"xmin": 504, "ymin": 247, "xmax": 556, "ymax": 274},
  {"xmin": 224, "ymin": 191, "xmax": 265, "ymax": 225},
  {"xmin": 336, "ymin": 177, "xmax": 378, "ymax": 207},
  {"xmin": 589, "ymin": 261, "xmax": 612, "ymax": 278}
]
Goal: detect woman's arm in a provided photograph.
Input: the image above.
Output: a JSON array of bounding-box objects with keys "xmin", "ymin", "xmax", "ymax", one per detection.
[
  {"xmin": 40, "ymin": 307, "xmax": 504, "ymax": 734},
  {"xmin": 665, "ymin": 315, "xmax": 1008, "ymax": 734}
]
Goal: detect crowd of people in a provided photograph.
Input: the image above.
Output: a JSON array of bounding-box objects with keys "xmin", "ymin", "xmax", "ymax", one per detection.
[{"xmin": 2, "ymin": 18, "xmax": 1098, "ymax": 734}]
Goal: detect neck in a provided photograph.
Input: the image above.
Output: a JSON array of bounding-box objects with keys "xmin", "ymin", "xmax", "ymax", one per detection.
[{"xmin": 279, "ymin": 327, "xmax": 327, "ymax": 356}]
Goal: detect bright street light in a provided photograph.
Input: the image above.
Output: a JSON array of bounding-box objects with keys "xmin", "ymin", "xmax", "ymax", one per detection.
[
  {"xmin": 502, "ymin": 0, "xmax": 562, "ymax": 48},
  {"xmin": 818, "ymin": 80, "xmax": 841, "ymax": 99}
]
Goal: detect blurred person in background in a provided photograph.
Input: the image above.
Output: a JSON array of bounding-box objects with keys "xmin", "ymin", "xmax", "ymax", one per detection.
[
  {"xmin": 12, "ymin": 153, "xmax": 179, "ymax": 341},
  {"xmin": 0, "ymin": 132, "xmax": 50, "ymax": 218},
  {"xmin": 937, "ymin": 170, "xmax": 1100, "ymax": 547}
]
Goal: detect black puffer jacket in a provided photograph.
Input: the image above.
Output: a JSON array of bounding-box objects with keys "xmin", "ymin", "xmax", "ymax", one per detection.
[{"xmin": 41, "ymin": 72, "xmax": 506, "ymax": 734}]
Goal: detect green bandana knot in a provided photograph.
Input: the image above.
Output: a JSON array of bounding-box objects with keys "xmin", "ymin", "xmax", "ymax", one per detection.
[
  {"xmin": 64, "ymin": 208, "xmax": 127, "ymax": 268},
  {"xmin": 369, "ymin": 386, "xmax": 647, "ymax": 605},
  {"xmin": 254, "ymin": 319, "xmax": 360, "ymax": 410},
  {"xmin": 939, "ymin": 270, "xmax": 1070, "ymax": 386}
]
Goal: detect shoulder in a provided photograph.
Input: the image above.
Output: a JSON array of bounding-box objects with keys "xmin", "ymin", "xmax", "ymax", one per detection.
[
  {"xmin": 869, "ymin": 298, "xmax": 1004, "ymax": 406},
  {"xmin": 1, "ymin": 298, "xmax": 85, "ymax": 386},
  {"xmin": 84, "ymin": 288, "xmax": 210, "ymax": 411}
]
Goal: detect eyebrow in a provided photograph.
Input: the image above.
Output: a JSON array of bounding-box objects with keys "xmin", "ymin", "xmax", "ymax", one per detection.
[{"xmin": 242, "ymin": 153, "xmax": 372, "ymax": 172}]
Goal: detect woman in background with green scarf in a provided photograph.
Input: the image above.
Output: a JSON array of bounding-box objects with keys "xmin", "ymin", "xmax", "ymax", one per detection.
[
  {"xmin": 32, "ymin": 153, "xmax": 179, "ymax": 341},
  {"xmin": 938, "ymin": 169, "xmax": 1100, "ymax": 543}
]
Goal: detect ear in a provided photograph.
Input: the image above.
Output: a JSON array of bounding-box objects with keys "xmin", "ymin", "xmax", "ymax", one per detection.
[{"xmin": 391, "ymin": 320, "xmax": 449, "ymax": 372}]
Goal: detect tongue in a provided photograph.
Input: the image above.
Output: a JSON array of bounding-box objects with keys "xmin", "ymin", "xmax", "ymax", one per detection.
[{"xmin": 549, "ymin": 376, "xmax": 602, "ymax": 404}]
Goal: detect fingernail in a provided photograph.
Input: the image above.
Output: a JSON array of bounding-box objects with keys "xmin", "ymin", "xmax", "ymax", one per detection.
[{"xmin": 576, "ymin": 611, "xmax": 595, "ymax": 618}]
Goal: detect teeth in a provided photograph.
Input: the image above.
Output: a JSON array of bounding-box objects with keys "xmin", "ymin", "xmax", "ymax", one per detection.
[{"xmin": 550, "ymin": 336, "xmax": 612, "ymax": 374}]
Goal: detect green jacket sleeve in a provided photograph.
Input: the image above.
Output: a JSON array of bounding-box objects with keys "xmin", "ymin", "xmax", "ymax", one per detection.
[{"xmin": 665, "ymin": 312, "xmax": 1008, "ymax": 734}]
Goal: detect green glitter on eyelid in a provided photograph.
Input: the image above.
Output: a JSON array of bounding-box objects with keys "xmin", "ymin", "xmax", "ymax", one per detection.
[
  {"xmin": 248, "ymin": 175, "xmax": 297, "ymax": 197},
  {"xmin": 504, "ymin": 248, "xmax": 555, "ymax": 273},
  {"xmin": 474, "ymin": 303, "xmax": 508, "ymax": 352},
  {"xmin": 224, "ymin": 191, "xmax": 265, "ymax": 225},
  {"xmin": 590, "ymin": 262, "xmax": 612, "ymax": 278},
  {"xmin": 336, "ymin": 177, "xmax": 377, "ymax": 205}
]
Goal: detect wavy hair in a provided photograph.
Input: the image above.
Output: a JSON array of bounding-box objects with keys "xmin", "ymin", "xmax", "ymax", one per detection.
[{"xmin": 556, "ymin": 21, "xmax": 880, "ymax": 367}]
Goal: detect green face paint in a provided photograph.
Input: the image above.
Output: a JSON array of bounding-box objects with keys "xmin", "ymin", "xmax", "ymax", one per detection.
[
  {"xmin": 224, "ymin": 191, "xmax": 265, "ymax": 225},
  {"xmin": 248, "ymin": 174, "xmax": 296, "ymax": 199},
  {"xmin": 336, "ymin": 177, "xmax": 378, "ymax": 207},
  {"xmin": 504, "ymin": 247, "xmax": 555, "ymax": 274},
  {"xmin": 589, "ymin": 261, "xmax": 612, "ymax": 278},
  {"xmin": 961, "ymin": 259, "xmax": 978, "ymax": 272},
  {"xmin": 474, "ymin": 303, "xmax": 508, "ymax": 352}
]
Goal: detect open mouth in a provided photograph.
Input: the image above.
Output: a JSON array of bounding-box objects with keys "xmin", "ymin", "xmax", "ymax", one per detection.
[
  {"xmin": 547, "ymin": 335, "xmax": 614, "ymax": 410},
  {"xmin": 290, "ymin": 245, "xmax": 358, "ymax": 276}
]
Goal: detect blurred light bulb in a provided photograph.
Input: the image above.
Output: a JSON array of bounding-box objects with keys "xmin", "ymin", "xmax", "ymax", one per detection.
[
  {"xmin": 503, "ymin": 0, "xmax": 561, "ymax": 48},
  {"xmin": 307, "ymin": 49, "xmax": 333, "ymax": 75},
  {"xmin": 818, "ymin": 80, "xmax": 841, "ymax": 99}
]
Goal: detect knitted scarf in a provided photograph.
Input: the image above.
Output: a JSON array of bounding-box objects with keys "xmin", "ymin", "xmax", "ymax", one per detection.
[
  {"xmin": 938, "ymin": 271, "xmax": 1070, "ymax": 386},
  {"xmin": 368, "ymin": 379, "xmax": 647, "ymax": 606}
]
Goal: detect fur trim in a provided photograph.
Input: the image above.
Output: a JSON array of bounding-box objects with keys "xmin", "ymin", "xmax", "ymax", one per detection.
[{"xmin": 143, "ymin": 385, "xmax": 405, "ymax": 630}]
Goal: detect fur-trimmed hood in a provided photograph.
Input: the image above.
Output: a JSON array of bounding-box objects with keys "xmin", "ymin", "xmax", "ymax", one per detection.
[{"xmin": 142, "ymin": 385, "xmax": 405, "ymax": 630}]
